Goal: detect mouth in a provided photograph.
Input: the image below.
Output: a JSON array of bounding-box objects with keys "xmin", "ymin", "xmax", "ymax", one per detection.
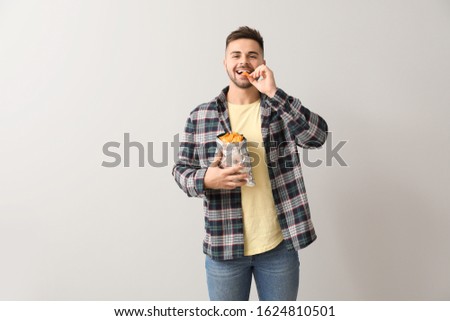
[{"xmin": 236, "ymin": 69, "xmax": 252, "ymax": 77}]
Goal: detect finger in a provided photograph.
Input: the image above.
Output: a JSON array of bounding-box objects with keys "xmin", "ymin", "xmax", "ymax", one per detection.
[
  {"xmin": 222, "ymin": 180, "xmax": 236, "ymax": 190},
  {"xmin": 232, "ymin": 173, "xmax": 249, "ymax": 181},
  {"xmin": 256, "ymin": 65, "xmax": 271, "ymax": 80},
  {"xmin": 250, "ymin": 67, "xmax": 258, "ymax": 79},
  {"xmin": 226, "ymin": 180, "xmax": 247, "ymax": 189},
  {"xmin": 222, "ymin": 164, "xmax": 244, "ymax": 175},
  {"xmin": 256, "ymin": 71, "xmax": 264, "ymax": 81},
  {"xmin": 244, "ymin": 71, "xmax": 256, "ymax": 80},
  {"xmin": 253, "ymin": 65, "xmax": 265, "ymax": 77},
  {"xmin": 227, "ymin": 173, "xmax": 248, "ymax": 183},
  {"xmin": 260, "ymin": 64, "xmax": 271, "ymax": 73}
]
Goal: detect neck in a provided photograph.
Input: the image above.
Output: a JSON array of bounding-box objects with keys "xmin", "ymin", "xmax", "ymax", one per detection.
[{"xmin": 226, "ymin": 83, "xmax": 260, "ymax": 105}]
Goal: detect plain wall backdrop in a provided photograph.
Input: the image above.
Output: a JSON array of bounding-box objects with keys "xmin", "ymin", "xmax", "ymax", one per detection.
[{"xmin": 1, "ymin": 0, "xmax": 449, "ymax": 300}]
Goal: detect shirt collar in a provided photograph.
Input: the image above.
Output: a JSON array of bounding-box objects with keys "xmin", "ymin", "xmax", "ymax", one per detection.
[{"xmin": 215, "ymin": 86, "xmax": 268, "ymax": 106}]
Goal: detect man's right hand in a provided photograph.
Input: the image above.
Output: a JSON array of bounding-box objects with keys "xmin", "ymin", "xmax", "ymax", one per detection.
[{"xmin": 203, "ymin": 153, "xmax": 248, "ymax": 190}]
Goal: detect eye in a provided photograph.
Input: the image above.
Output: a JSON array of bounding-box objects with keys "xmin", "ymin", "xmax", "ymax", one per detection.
[{"xmin": 250, "ymin": 55, "xmax": 257, "ymax": 59}]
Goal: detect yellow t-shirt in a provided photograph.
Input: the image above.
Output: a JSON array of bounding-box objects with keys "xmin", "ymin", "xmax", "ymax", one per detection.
[{"xmin": 227, "ymin": 100, "xmax": 284, "ymax": 256}]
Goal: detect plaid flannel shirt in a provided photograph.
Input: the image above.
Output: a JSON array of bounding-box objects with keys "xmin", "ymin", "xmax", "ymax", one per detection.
[{"xmin": 172, "ymin": 87, "xmax": 328, "ymax": 260}]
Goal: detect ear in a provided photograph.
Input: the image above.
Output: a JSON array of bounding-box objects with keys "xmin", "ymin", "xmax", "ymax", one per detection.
[
  {"xmin": 223, "ymin": 58, "xmax": 227, "ymax": 71},
  {"xmin": 263, "ymin": 59, "xmax": 266, "ymax": 65}
]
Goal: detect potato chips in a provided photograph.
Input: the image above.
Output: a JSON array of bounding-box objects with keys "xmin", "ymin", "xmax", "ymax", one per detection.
[
  {"xmin": 219, "ymin": 132, "xmax": 244, "ymax": 143},
  {"xmin": 216, "ymin": 132, "xmax": 255, "ymax": 187}
]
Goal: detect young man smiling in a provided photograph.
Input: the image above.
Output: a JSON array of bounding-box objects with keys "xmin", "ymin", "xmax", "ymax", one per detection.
[{"xmin": 173, "ymin": 26, "xmax": 328, "ymax": 301}]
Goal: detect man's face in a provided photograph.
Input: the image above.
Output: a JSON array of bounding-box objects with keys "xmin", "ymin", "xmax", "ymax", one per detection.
[{"xmin": 224, "ymin": 38, "xmax": 265, "ymax": 89}]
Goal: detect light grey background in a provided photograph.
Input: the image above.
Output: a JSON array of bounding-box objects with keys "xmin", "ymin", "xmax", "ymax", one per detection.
[{"xmin": 1, "ymin": 0, "xmax": 449, "ymax": 300}]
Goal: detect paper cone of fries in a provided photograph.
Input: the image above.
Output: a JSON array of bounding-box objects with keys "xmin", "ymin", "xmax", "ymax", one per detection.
[{"xmin": 216, "ymin": 132, "xmax": 255, "ymax": 187}]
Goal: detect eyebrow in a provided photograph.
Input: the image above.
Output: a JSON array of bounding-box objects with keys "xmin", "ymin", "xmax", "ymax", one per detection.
[{"xmin": 229, "ymin": 51, "xmax": 260, "ymax": 56}]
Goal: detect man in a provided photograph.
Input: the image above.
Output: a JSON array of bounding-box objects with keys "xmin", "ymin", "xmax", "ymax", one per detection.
[{"xmin": 172, "ymin": 26, "xmax": 328, "ymax": 301}]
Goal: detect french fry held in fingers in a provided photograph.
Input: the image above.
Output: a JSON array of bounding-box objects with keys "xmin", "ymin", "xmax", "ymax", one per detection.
[{"xmin": 242, "ymin": 71, "xmax": 263, "ymax": 81}]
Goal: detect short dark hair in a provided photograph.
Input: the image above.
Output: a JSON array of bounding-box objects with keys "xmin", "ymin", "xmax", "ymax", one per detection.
[{"xmin": 226, "ymin": 26, "xmax": 264, "ymax": 53}]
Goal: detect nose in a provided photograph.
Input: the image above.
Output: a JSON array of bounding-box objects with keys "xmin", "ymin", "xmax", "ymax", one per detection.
[{"xmin": 238, "ymin": 55, "xmax": 249, "ymax": 65}]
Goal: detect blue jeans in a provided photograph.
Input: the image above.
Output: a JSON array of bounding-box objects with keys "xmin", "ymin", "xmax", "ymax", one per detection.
[{"xmin": 205, "ymin": 241, "xmax": 300, "ymax": 301}]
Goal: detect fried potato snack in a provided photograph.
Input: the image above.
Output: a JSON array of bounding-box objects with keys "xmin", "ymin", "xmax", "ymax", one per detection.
[
  {"xmin": 216, "ymin": 132, "xmax": 255, "ymax": 187},
  {"xmin": 219, "ymin": 132, "xmax": 244, "ymax": 143}
]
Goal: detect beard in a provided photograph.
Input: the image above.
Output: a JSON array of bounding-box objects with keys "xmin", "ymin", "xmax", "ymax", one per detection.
[{"xmin": 226, "ymin": 69, "xmax": 253, "ymax": 89}]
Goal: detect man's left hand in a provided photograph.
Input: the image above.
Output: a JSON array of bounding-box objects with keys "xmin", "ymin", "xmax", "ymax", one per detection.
[{"xmin": 247, "ymin": 65, "xmax": 277, "ymax": 98}]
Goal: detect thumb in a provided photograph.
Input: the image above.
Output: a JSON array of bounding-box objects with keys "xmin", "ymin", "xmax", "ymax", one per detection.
[
  {"xmin": 246, "ymin": 73, "xmax": 258, "ymax": 85},
  {"xmin": 210, "ymin": 150, "xmax": 223, "ymax": 167}
]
